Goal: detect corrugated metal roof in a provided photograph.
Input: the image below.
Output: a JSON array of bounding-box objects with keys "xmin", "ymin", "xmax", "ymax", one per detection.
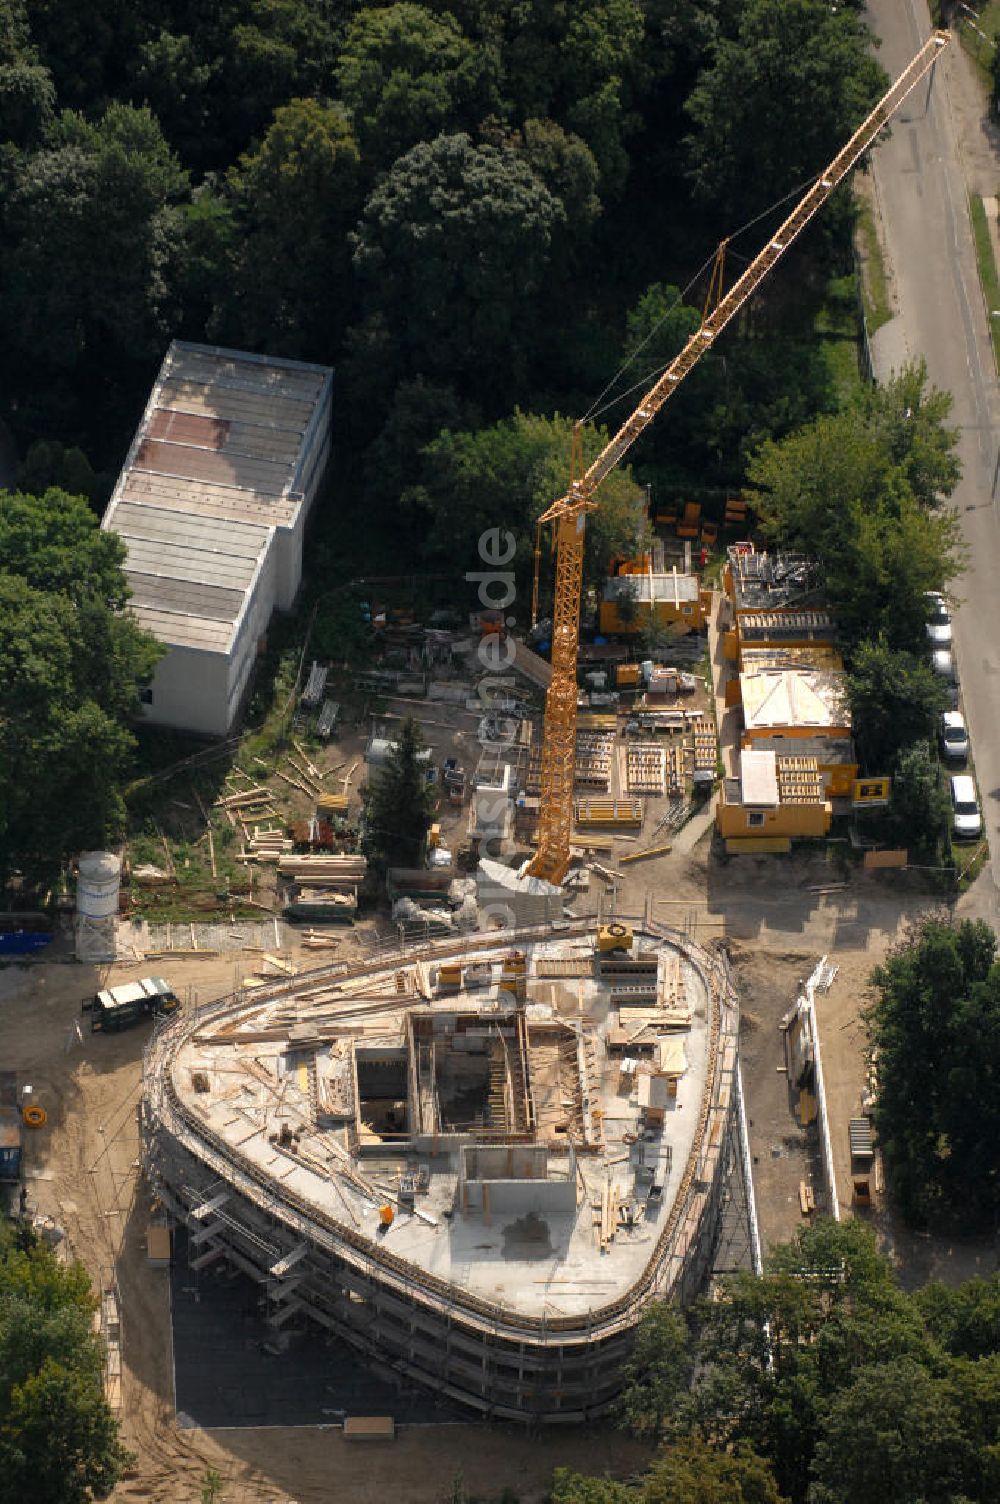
[
  {"xmin": 127, "ymin": 605, "xmax": 234, "ymax": 651},
  {"xmin": 102, "ymin": 340, "xmax": 332, "ymax": 657}
]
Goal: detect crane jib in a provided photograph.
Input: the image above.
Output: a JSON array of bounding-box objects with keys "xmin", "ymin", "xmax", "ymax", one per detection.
[{"xmin": 526, "ymin": 30, "xmax": 950, "ymax": 886}]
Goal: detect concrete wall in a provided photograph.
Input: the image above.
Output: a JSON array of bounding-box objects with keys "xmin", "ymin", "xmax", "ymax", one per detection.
[
  {"xmin": 142, "ymin": 644, "xmax": 231, "ymax": 737},
  {"xmin": 142, "ymin": 542, "xmax": 277, "ymax": 737},
  {"xmin": 272, "ymin": 372, "xmax": 333, "ymax": 609},
  {"xmin": 462, "ymin": 1176, "xmax": 576, "ymax": 1216},
  {"xmin": 460, "ymin": 1145, "xmax": 575, "ymax": 1216}
]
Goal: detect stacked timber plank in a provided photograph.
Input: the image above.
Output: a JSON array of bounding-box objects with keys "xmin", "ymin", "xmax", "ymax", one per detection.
[
  {"xmin": 277, "ymin": 853, "xmax": 367, "ymax": 883},
  {"xmin": 574, "ymin": 730, "xmax": 614, "ymax": 791},
  {"xmin": 665, "ymin": 745, "xmax": 685, "ymax": 797},
  {"xmin": 574, "ymin": 798, "xmax": 643, "ymax": 830},
  {"xmin": 626, "ymin": 742, "xmax": 665, "ymax": 795},
  {"xmin": 689, "ymin": 716, "xmax": 717, "ymax": 781},
  {"xmin": 215, "ymin": 787, "xmax": 277, "ymax": 820},
  {"xmin": 244, "ymin": 828, "xmax": 293, "ymax": 861}
]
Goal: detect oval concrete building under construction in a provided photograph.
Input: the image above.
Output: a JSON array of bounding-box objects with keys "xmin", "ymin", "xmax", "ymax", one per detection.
[{"xmin": 141, "ymin": 917, "xmax": 740, "ymax": 1421}]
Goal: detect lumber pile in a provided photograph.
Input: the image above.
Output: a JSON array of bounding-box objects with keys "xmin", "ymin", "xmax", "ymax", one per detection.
[
  {"xmin": 574, "ymin": 798, "xmax": 643, "ymax": 830},
  {"xmin": 277, "ymin": 854, "xmax": 367, "ymax": 882},
  {"xmin": 215, "ymin": 788, "xmax": 277, "ymax": 817},
  {"xmin": 595, "ymin": 1178, "xmax": 622, "ymax": 1251},
  {"xmin": 300, "ymin": 930, "xmax": 342, "ymax": 951},
  {"xmin": 243, "ymin": 828, "xmax": 293, "ymax": 862},
  {"xmin": 316, "ymin": 792, "xmax": 349, "ymax": 817}
]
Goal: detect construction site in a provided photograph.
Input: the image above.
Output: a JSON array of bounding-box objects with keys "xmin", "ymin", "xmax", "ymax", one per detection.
[
  {"xmin": 0, "ymin": 32, "xmax": 967, "ymax": 1503},
  {"xmin": 141, "ymin": 916, "xmax": 739, "ymax": 1421}
]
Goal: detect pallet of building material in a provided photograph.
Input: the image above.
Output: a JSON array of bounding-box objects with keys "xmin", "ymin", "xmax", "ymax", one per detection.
[
  {"xmin": 535, "ymin": 957, "xmax": 593, "ymax": 979},
  {"xmin": 690, "ymin": 728, "xmax": 717, "ymax": 776},
  {"xmin": 574, "ymin": 798, "xmax": 643, "ymax": 830},
  {"xmin": 316, "ymin": 792, "xmax": 349, "ymax": 817},
  {"xmin": 277, "ymin": 854, "xmax": 367, "ymax": 879},
  {"xmin": 665, "ymin": 745, "xmax": 685, "ymax": 797},
  {"xmin": 289, "ymin": 818, "xmax": 336, "ymax": 849},
  {"xmin": 284, "ymin": 888, "xmax": 357, "ymax": 924},
  {"xmin": 626, "ymin": 743, "xmax": 665, "ymax": 795},
  {"xmin": 574, "ymin": 730, "xmax": 614, "ymax": 790}
]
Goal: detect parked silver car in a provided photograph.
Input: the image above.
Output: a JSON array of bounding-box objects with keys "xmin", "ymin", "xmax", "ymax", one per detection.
[
  {"xmin": 939, "ymin": 710, "xmax": 969, "ymax": 762},
  {"xmin": 925, "ymin": 592, "xmax": 953, "ymax": 647}
]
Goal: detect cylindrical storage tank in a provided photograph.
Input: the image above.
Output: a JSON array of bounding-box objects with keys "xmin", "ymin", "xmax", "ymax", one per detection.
[{"xmin": 76, "ymin": 852, "xmax": 121, "ymax": 918}]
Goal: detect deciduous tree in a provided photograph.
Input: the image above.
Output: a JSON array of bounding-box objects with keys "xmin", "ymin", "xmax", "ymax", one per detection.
[
  {"xmin": 866, "ymin": 917, "xmax": 1000, "ymax": 1228},
  {"xmin": 0, "ymin": 488, "xmax": 162, "ymax": 884},
  {"xmin": 684, "ymin": 0, "xmax": 886, "ymax": 231},
  {"xmin": 227, "ymin": 97, "xmax": 361, "ymax": 358},
  {"xmin": 349, "ymin": 132, "xmax": 564, "ymax": 415},
  {"xmin": 846, "ymin": 638, "xmax": 947, "ymax": 774},
  {"xmin": 336, "ymin": 4, "xmax": 493, "ymax": 173},
  {"xmin": 0, "ymin": 1222, "xmax": 131, "ymax": 1504},
  {"xmin": 404, "ymin": 411, "xmax": 649, "ymax": 609}
]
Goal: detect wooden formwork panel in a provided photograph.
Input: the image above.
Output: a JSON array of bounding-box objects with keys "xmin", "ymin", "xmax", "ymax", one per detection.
[{"xmin": 626, "ymin": 742, "xmax": 665, "ymax": 795}]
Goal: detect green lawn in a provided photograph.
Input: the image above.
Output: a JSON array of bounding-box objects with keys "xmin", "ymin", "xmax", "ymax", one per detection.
[
  {"xmin": 968, "ymin": 192, "xmax": 1000, "ymax": 369},
  {"xmin": 855, "ymin": 200, "xmax": 892, "ymax": 335},
  {"xmin": 956, "ymin": 2, "xmax": 1000, "ymax": 86},
  {"xmin": 813, "ymin": 272, "xmax": 864, "ymax": 403}
]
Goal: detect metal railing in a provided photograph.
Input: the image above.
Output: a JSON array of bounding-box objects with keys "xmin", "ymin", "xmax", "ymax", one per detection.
[{"xmin": 142, "ymin": 916, "xmax": 741, "ymax": 1346}]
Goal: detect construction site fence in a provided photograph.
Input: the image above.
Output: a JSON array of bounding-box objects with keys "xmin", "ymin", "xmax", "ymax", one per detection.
[
  {"xmin": 734, "ymin": 1056, "xmax": 763, "ymax": 1275},
  {"xmin": 804, "ymin": 967, "xmax": 840, "ymax": 1223},
  {"xmin": 142, "ymin": 912, "xmax": 741, "ymax": 1344}
]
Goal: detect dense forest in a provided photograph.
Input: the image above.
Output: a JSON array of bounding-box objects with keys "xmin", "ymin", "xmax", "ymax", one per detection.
[{"xmin": 0, "ymin": 0, "xmax": 886, "ymax": 591}]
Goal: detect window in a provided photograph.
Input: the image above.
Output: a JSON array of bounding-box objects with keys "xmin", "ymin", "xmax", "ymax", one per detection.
[
  {"xmin": 139, "ymin": 686, "xmax": 153, "ymax": 705},
  {"xmin": 747, "ymin": 811, "xmax": 765, "ymax": 828}
]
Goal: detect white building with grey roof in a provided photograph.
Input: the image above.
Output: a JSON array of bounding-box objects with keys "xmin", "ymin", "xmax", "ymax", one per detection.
[{"xmin": 102, "ymin": 340, "xmax": 333, "ymax": 735}]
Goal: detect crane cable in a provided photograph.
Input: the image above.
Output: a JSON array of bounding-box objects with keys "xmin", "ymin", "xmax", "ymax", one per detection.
[{"xmin": 579, "ymin": 164, "xmax": 846, "ymax": 432}]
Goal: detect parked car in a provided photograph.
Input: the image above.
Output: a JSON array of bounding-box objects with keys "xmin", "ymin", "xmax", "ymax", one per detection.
[
  {"xmin": 939, "ymin": 710, "xmax": 969, "ymax": 762},
  {"xmin": 931, "ymin": 647, "xmax": 960, "ymax": 706},
  {"xmin": 925, "ymin": 592, "xmax": 953, "ymax": 646},
  {"xmin": 950, "ymin": 774, "xmax": 982, "ymax": 841}
]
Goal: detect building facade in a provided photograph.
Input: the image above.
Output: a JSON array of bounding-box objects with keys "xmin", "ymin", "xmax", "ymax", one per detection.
[{"xmin": 102, "ymin": 341, "xmax": 333, "ymax": 735}]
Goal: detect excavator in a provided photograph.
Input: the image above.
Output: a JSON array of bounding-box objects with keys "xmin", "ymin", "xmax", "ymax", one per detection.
[{"xmin": 525, "ymin": 30, "xmax": 950, "ymax": 885}]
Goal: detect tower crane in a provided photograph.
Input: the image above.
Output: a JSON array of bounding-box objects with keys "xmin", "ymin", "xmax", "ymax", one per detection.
[{"xmin": 526, "ymin": 29, "xmax": 950, "ymax": 886}]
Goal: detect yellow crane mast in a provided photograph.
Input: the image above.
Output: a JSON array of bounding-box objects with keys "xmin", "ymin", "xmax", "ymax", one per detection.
[{"xmin": 526, "ymin": 29, "xmax": 950, "ymax": 886}]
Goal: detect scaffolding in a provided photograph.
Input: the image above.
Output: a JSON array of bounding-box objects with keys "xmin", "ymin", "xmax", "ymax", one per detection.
[{"xmin": 142, "ymin": 916, "xmax": 742, "ymax": 1422}]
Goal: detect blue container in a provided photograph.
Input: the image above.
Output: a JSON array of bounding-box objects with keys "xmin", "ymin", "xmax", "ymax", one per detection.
[{"xmin": 0, "ymin": 931, "xmax": 53, "ymax": 956}]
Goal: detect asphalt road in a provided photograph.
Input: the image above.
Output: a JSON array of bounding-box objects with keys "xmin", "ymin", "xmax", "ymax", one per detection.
[{"xmin": 865, "ymin": 1, "xmax": 1000, "ymax": 913}]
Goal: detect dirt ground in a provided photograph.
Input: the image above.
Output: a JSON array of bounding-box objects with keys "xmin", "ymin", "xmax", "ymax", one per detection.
[
  {"xmin": 1, "ymin": 934, "xmax": 655, "ymax": 1504},
  {"xmin": 5, "ymin": 831, "xmax": 998, "ymax": 1501}
]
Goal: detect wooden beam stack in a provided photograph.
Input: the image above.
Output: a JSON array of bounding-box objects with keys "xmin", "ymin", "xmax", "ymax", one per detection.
[{"xmin": 276, "ymin": 854, "xmax": 367, "ymax": 883}]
